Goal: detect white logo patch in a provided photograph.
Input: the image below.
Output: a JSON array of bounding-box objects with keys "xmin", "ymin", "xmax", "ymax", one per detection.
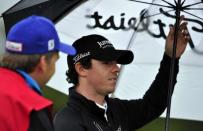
[
  {"xmin": 48, "ymin": 39, "xmax": 55, "ymax": 51},
  {"xmin": 6, "ymin": 41, "xmax": 22, "ymax": 52},
  {"xmin": 97, "ymin": 40, "xmax": 113, "ymax": 49}
]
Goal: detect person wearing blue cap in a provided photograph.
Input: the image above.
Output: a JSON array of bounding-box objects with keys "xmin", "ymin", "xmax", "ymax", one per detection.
[
  {"xmin": 54, "ymin": 16, "xmax": 190, "ymax": 131},
  {"xmin": 0, "ymin": 15, "xmax": 76, "ymax": 131}
]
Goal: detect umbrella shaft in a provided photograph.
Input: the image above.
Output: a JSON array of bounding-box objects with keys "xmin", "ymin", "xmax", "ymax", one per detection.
[{"xmin": 164, "ymin": 1, "xmax": 182, "ymax": 131}]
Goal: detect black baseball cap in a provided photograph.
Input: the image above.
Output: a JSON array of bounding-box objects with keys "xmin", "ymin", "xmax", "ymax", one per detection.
[{"xmin": 67, "ymin": 34, "xmax": 134, "ymax": 67}]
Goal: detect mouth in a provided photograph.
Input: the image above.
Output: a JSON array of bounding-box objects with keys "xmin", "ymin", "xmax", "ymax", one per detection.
[{"xmin": 108, "ymin": 77, "xmax": 117, "ymax": 82}]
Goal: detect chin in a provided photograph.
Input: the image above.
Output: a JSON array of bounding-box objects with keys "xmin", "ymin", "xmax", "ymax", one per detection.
[{"xmin": 107, "ymin": 88, "xmax": 115, "ymax": 94}]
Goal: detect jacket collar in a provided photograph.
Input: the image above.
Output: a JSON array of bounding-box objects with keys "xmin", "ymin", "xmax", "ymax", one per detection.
[{"xmin": 68, "ymin": 87, "xmax": 108, "ymax": 121}]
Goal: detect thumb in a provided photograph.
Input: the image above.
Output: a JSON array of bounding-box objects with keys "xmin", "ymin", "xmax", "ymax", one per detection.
[{"xmin": 168, "ymin": 24, "xmax": 174, "ymax": 37}]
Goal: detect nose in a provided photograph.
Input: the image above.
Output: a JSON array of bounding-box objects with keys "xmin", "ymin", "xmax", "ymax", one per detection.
[{"xmin": 112, "ymin": 63, "xmax": 120, "ymax": 73}]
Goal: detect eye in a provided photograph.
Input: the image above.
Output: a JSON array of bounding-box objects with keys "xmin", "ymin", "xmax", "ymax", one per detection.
[{"xmin": 102, "ymin": 61, "xmax": 115, "ymax": 65}]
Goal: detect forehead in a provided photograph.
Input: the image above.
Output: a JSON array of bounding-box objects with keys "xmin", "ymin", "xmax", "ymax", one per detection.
[{"xmin": 91, "ymin": 59, "xmax": 117, "ymax": 64}]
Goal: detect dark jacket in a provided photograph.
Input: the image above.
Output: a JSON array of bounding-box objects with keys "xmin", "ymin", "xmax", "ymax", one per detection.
[
  {"xmin": 54, "ymin": 54, "xmax": 179, "ymax": 131},
  {"xmin": 28, "ymin": 109, "xmax": 54, "ymax": 131}
]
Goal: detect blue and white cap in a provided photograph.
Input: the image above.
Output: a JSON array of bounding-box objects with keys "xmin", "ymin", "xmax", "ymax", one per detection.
[{"xmin": 6, "ymin": 15, "xmax": 76, "ymax": 55}]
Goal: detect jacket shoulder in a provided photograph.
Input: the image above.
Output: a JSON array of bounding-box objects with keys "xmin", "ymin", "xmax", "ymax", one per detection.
[{"xmin": 54, "ymin": 105, "xmax": 85, "ymax": 130}]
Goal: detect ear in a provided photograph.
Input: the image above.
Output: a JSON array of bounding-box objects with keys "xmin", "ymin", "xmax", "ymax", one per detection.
[
  {"xmin": 75, "ymin": 62, "xmax": 88, "ymax": 77},
  {"xmin": 29, "ymin": 55, "xmax": 47, "ymax": 84},
  {"xmin": 35, "ymin": 55, "xmax": 47, "ymax": 74}
]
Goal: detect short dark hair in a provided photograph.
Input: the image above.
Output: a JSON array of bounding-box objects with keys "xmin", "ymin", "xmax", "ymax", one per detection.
[{"xmin": 66, "ymin": 57, "xmax": 92, "ymax": 85}]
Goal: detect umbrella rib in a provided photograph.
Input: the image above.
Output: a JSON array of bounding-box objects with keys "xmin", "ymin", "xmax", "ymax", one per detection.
[
  {"xmin": 183, "ymin": 2, "xmax": 203, "ymax": 8},
  {"xmin": 184, "ymin": 7, "xmax": 203, "ymax": 10},
  {"xmin": 181, "ymin": 0, "xmax": 186, "ymax": 6},
  {"xmin": 174, "ymin": 0, "xmax": 177, "ymax": 5},
  {"xmin": 182, "ymin": 10, "xmax": 203, "ymax": 21},
  {"xmin": 143, "ymin": 9, "xmax": 175, "ymax": 19},
  {"xmin": 161, "ymin": 0, "xmax": 176, "ymax": 8},
  {"xmin": 129, "ymin": 0, "xmax": 173, "ymax": 9}
]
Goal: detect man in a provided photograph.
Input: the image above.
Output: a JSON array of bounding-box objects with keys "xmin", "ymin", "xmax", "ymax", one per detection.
[
  {"xmin": 0, "ymin": 15, "xmax": 76, "ymax": 131},
  {"xmin": 54, "ymin": 16, "xmax": 190, "ymax": 131}
]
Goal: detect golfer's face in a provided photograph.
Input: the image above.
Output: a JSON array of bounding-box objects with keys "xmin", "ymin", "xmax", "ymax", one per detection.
[{"xmin": 85, "ymin": 59, "xmax": 120, "ymax": 96}]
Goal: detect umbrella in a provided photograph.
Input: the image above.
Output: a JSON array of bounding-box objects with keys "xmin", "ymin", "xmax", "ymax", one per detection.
[
  {"xmin": 129, "ymin": 0, "xmax": 203, "ymax": 53},
  {"xmin": 2, "ymin": 0, "xmax": 85, "ymax": 34},
  {"xmin": 45, "ymin": 0, "xmax": 203, "ymax": 124},
  {"xmin": 128, "ymin": 0, "xmax": 203, "ymax": 130}
]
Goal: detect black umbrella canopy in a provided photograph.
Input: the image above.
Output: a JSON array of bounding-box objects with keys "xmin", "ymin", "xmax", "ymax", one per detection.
[{"xmin": 2, "ymin": 0, "xmax": 86, "ymax": 34}]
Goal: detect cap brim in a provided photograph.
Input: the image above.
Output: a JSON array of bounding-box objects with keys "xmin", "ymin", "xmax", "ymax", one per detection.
[
  {"xmin": 115, "ymin": 50, "xmax": 134, "ymax": 64},
  {"xmin": 57, "ymin": 42, "xmax": 76, "ymax": 55},
  {"xmin": 93, "ymin": 49, "xmax": 134, "ymax": 65}
]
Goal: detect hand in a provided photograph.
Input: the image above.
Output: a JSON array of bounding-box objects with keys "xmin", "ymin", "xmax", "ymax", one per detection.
[{"xmin": 165, "ymin": 15, "xmax": 190, "ymax": 58}]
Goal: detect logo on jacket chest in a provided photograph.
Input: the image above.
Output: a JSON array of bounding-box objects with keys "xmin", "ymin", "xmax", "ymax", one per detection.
[{"xmin": 93, "ymin": 121, "xmax": 122, "ymax": 131}]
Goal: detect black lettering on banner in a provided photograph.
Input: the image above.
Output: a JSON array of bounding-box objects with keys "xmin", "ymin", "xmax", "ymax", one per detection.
[{"xmin": 86, "ymin": 9, "xmax": 203, "ymax": 54}]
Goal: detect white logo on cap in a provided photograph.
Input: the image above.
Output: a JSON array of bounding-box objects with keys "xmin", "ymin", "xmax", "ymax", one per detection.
[
  {"xmin": 73, "ymin": 52, "xmax": 90, "ymax": 64},
  {"xmin": 97, "ymin": 40, "xmax": 113, "ymax": 49},
  {"xmin": 6, "ymin": 41, "xmax": 22, "ymax": 52},
  {"xmin": 48, "ymin": 39, "xmax": 55, "ymax": 51}
]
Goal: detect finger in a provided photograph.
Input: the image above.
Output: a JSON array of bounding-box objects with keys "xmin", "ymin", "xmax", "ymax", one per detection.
[
  {"xmin": 172, "ymin": 15, "xmax": 185, "ymax": 27},
  {"xmin": 182, "ymin": 28, "xmax": 189, "ymax": 36},
  {"xmin": 179, "ymin": 15, "xmax": 185, "ymax": 24},
  {"xmin": 185, "ymin": 36, "xmax": 190, "ymax": 42},
  {"xmin": 168, "ymin": 24, "xmax": 174, "ymax": 36},
  {"xmin": 184, "ymin": 30, "xmax": 191, "ymax": 42},
  {"xmin": 181, "ymin": 25, "xmax": 189, "ymax": 37},
  {"xmin": 179, "ymin": 22, "xmax": 188, "ymax": 31},
  {"xmin": 181, "ymin": 28, "xmax": 190, "ymax": 43}
]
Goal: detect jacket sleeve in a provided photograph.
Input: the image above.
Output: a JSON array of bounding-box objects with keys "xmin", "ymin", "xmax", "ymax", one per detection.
[{"xmin": 113, "ymin": 54, "xmax": 179, "ymax": 130}]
